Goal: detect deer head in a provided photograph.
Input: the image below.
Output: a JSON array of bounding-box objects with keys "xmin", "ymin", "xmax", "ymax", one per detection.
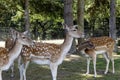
[
  {"xmin": 16, "ymin": 31, "xmax": 33, "ymax": 46},
  {"xmin": 63, "ymin": 24, "xmax": 84, "ymax": 38}
]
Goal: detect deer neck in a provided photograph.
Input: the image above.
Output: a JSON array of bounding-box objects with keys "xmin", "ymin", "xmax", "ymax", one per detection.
[
  {"xmin": 57, "ymin": 34, "xmax": 73, "ymax": 64},
  {"xmin": 8, "ymin": 40, "xmax": 23, "ymax": 64},
  {"xmin": 10, "ymin": 37, "xmax": 16, "ymax": 50},
  {"xmin": 61, "ymin": 34, "xmax": 73, "ymax": 53}
]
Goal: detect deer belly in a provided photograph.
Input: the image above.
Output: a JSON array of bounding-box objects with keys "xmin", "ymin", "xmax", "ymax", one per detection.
[
  {"xmin": 95, "ymin": 50, "xmax": 106, "ymax": 54},
  {"xmin": 31, "ymin": 57, "xmax": 50, "ymax": 65}
]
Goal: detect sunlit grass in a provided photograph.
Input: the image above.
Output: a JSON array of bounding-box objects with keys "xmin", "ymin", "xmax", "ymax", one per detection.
[
  {"xmin": 2, "ymin": 54, "xmax": 120, "ymax": 80},
  {"xmin": 1, "ymin": 40, "xmax": 120, "ymax": 80}
]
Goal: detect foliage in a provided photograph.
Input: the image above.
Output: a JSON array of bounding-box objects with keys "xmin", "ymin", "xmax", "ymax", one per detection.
[
  {"xmin": 0, "ymin": 0, "xmax": 120, "ymax": 39},
  {"xmin": 0, "ymin": 0, "xmax": 64, "ymax": 40},
  {"xmin": 84, "ymin": 0, "xmax": 119, "ymax": 37},
  {"xmin": 116, "ymin": 0, "xmax": 120, "ymax": 17}
]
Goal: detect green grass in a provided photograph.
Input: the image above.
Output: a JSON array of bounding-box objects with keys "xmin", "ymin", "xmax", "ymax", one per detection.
[{"xmin": 2, "ymin": 54, "xmax": 120, "ymax": 80}]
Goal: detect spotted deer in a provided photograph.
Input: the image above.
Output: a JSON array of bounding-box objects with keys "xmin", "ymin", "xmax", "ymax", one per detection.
[
  {"xmin": 5, "ymin": 28, "xmax": 19, "ymax": 77},
  {"xmin": 78, "ymin": 36, "xmax": 115, "ymax": 77},
  {"xmin": 0, "ymin": 30, "xmax": 33, "ymax": 80},
  {"xmin": 5, "ymin": 28, "xmax": 18, "ymax": 51},
  {"xmin": 17, "ymin": 24, "xmax": 84, "ymax": 80}
]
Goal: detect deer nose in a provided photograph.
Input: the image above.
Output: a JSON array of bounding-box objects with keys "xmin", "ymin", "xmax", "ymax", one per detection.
[
  {"xmin": 81, "ymin": 33, "xmax": 85, "ymax": 38},
  {"xmin": 31, "ymin": 42, "xmax": 35, "ymax": 46}
]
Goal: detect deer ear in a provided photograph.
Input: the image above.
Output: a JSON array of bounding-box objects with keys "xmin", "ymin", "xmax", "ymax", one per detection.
[
  {"xmin": 23, "ymin": 31, "xmax": 28, "ymax": 35},
  {"xmin": 10, "ymin": 28, "xmax": 19, "ymax": 34},
  {"xmin": 10, "ymin": 28, "xmax": 15, "ymax": 33},
  {"xmin": 62, "ymin": 23, "xmax": 69, "ymax": 30},
  {"xmin": 16, "ymin": 32, "xmax": 20, "ymax": 38},
  {"xmin": 10, "ymin": 28, "xmax": 13, "ymax": 32}
]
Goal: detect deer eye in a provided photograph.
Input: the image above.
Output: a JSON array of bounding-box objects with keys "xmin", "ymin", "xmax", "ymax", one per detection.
[
  {"xmin": 73, "ymin": 29, "xmax": 77, "ymax": 31},
  {"xmin": 75, "ymin": 26, "xmax": 78, "ymax": 29},
  {"xmin": 22, "ymin": 37, "xmax": 26, "ymax": 39}
]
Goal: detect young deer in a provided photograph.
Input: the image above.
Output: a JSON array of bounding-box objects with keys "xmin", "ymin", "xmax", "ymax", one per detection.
[
  {"xmin": 5, "ymin": 28, "xmax": 19, "ymax": 77},
  {"xmin": 0, "ymin": 30, "xmax": 33, "ymax": 80},
  {"xmin": 18, "ymin": 24, "xmax": 84, "ymax": 80},
  {"xmin": 78, "ymin": 36, "xmax": 115, "ymax": 77},
  {"xmin": 5, "ymin": 28, "xmax": 18, "ymax": 51}
]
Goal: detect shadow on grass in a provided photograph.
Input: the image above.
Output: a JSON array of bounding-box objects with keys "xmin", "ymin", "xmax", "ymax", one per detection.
[{"xmin": 2, "ymin": 54, "xmax": 120, "ymax": 80}]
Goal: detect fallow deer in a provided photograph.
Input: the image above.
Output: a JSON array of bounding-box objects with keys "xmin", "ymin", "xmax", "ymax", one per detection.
[
  {"xmin": 18, "ymin": 24, "xmax": 84, "ymax": 80},
  {"xmin": 78, "ymin": 36, "xmax": 115, "ymax": 77},
  {"xmin": 5, "ymin": 28, "xmax": 18, "ymax": 51},
  {"xmin": 0, "ymin": 30, "xmax": 33, "ymax": 80},
  {"xmin": 5, "ymin": 28, "xmax": 19, "ymax": 77}
]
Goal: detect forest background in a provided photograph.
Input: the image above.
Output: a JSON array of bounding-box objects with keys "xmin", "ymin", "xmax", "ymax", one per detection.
[{"xmin": 0, "ymin": 0, "xmax": 119, "ymax": 40}]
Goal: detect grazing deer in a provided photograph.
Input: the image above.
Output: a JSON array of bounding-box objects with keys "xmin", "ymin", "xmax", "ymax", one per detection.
[
  {"xmin": 77, "ymin": 41, "xmax": 95, "ymax": 51},
  {"xmin": 78, "ymin": 36, "xmax": 115, "ymax": 77},
  {"xmin": 0, "ymin": 30, "xmax": 33, "ymax": 80},
  {"xmin": 18, "ymin": 24, "xmax": 84, "ymax": 80}
]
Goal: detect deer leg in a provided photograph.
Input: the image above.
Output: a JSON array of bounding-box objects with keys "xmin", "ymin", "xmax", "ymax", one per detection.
[
  {"xmin": 92, "ymin": 55, "xmax": 97, "ymax": 77},
  {"xmin": 103, "ymin": 53, "xmax": 110, "ymax": 74},
  {"xmin": 19, "ymin": 64, "xmax": 24, "ymax": 80},
  {"xmin": 111, "ymin": 57, "xmax": 115, "ymax": 74},
  {"xmin": 18, "ymin": 56, "xmax": 22, "ymax": 67},
  {"xmin": 19, "ymin": 61, "xmax": 29, "ymax": 80},
  {"xmin": 18, "ymin": 56, "xmax": 29, "ymax": 80},
  {"xmin": 86, "ymin": 57, "xmax": 90, "ymax": 75},
  {"xmin": 108, "ymin": 51, "xmax": 115, "ymax": 74},
  {"xmin": 18, "ymin": 56, "xmax": 23, "ymax": 80},
  {"xmin": 23, "ymin": 61, "xmax": 30, "ymax": 80},
  {"xmin": 10, "ymin": 63, "xmax": 14, "ymax": 78},
  {"xmin": 50, "ymin": 63, "xmax": 58, "ymax": 80},
  {"xmin": 0, "ymin": 70, "xmax": 2, "ymax": 80}
]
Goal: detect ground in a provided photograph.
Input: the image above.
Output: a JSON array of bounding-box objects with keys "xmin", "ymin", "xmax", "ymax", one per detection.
[{"xmin": 2, "ymin": 54, "xmax": 120, "ymax": 80}]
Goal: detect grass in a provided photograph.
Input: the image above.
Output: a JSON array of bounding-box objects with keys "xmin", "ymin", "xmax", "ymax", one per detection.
[
  {"xmin": 2, "ymin": 54, "xmax": 120, "ymax": 80},
  {"xmin": 1, "ymin": 40, "xmax": 120, "ymax": 80}
]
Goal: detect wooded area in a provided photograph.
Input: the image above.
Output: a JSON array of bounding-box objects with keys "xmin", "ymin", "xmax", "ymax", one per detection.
[
  {"xmin": 1, "ymin": 0, "xmax": 120, "ymax": 80},
  {"xmin": 0, "ymin": 0, "xmax": 119, "ymax": 40}
]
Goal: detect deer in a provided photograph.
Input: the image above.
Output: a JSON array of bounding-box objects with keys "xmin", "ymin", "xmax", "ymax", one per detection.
[
  {"xmin": 77, "ymin": 36, "xmax": 115, "ymax": 77},
  {"xmin": 16, "ymin": 24, "xmax": 84, "ymax": 80},
  {"xmin": 5, "ymin": 28, "xmax": 19, "ymax": 77},
  {"xmin": 0, "ymin": 30, "xmax": 33, "ymax": 80},
  {"xmin": 5, "ymin": 28, "xmax": 18, "ymax": 51}
]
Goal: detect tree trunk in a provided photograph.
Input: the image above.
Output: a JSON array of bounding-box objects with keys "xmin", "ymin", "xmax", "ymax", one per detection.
[
  {"xmin": 109, "ymin": 0, "xmax": 116, "ymax": 40},
  {"xmin": 24, "ymin": 0, "xmax": 30, "ymax": 35},
  {"xmin": 63, "ymin": 0, "xmax": 76, "ymax": 54},
  {"xmin": 109, "ymin": 0, "xmax": 117, "ymax": 52},
  {"xmin": 77, "ymin": 0, "xmax": 84, "ymax": 47},
  {"xmin": 77, "ymin": 0, "xmax": 84, "ymax": 31},
  {"xmin": 63, "ymin": 0, "xmax": 73, "ymax": 26}
]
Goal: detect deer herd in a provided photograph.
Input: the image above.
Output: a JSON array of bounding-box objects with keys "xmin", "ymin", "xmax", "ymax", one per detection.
[{"xmin": 0, "ymin": 24, "xmax": 116, "ymax": 80}]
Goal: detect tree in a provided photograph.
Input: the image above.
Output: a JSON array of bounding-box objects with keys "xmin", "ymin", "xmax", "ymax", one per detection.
[
  {"xmin": 24, "ymin": 0, "xmax": 30, "ymax": 33},
  {"xmin": 85, "ymin": 0, "xmax": 109, "ymax": 36},
  {"xmin": 109, "ymin": 0, "xmax": 117, "ymax": 52},
  {"xmin": 109, "ymin": 0, "xmax": 116, "ymax": 40},
  {"xmin": 63, "ymin": 0, "xmax": 73, "ymax": 26},
  {"xmin": 77, "ymin": 0, "xmax": 84, "ymax": 46},
  {"xmin": 77, "ymin": 0, "xmax": 84, "ymax": 31},
  {"xmin": 63, "ymin": 0, "xmax": 76, "ymax": 54}
]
